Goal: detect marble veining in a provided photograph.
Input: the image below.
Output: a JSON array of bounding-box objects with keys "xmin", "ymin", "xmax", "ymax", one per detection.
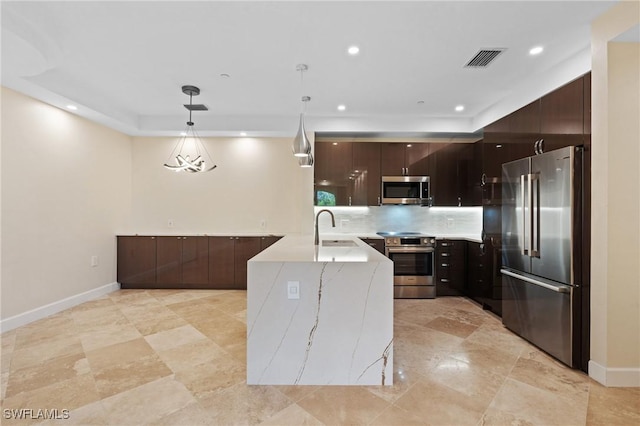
[
  {"xmin": 296, "ymin": 262, "xmax": 328, "ymax": 384},
  {"xmin": 247, "ymin": 236, "xmax": 394, "ymax": 386}
]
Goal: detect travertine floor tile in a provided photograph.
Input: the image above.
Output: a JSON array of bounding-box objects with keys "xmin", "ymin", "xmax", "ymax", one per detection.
[
  {"xmin": 586, "ymin": 380, "xmax": 640, "ymax": 425},
  {"xmin": 100, "ymin": 376, "xmax": 196, "ymax": 425},
  {"xmin": 2, "ymin": 373, "xmax": 100, "ymax": 425},
  {"xmin": 198, "ymin": 383, "xmax": 293, "ymax": 425},
  {"xmin": 370, "ymin": 404, "xmax": 430, "ymax": 426},
  {"xmin": 0, "ymin": 290, "xmax": 634, "ymax": 426},
  {"xmin": 174, "ymin": 354, "xmax": 245, "ymax": 399},
  {"xmin": 157, "ymin": 338, "xmax": 227, "ymax": 373},
  {"xmin": 296, "ymin": 386, "xmax": 390, "ymax": 425},
  {"xmin": 144, "ymin": 324, "xmax": 207, "ymax": 352},
  {"xmin": 5, "ymin": 352, "xmax": 87, "ymax": 397},
  {"xmin": 92, "ymin": 354, "xmax": 172, "ymax": 399},
  {"xmin": 489, "ymin": 377, "xmax": 588, "ymax": 425},
  {"xmin": 258, "ymin": 402, "xmax": 325, "ymax": 426},
  {"xmin": 394, "ymin": 376, "xmax": 487, "ymax": 426},
  {"xmin": 425, "ymin": 316, "xmax": 479, "ymax": 338}
]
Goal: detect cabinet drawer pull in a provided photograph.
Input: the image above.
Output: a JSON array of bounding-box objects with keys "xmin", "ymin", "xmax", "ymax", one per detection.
[
  {"xmin": 441, "ymin": 253, "xmax": 451, "ymax": 257},
  {"xmin": 440, "ymin": 278, "xmax": 450, "ymax": 283},
  {"xmin": 441, "ymin": 263, "xmax": 449, "ymax": 267}
]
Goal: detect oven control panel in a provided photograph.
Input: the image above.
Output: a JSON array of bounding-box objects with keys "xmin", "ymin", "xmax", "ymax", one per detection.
[{"xmin": 384, "ymin": 237, "xmax": 436, "ymax": 247}]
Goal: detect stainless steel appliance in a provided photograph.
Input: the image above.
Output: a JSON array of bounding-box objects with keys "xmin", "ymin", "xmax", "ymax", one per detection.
[
  {"xmin": 377, "ymin": 232, "xmax": 436, "ymax": 299},
  {"xmin": 381, "ymin": 176, "xmax": 430, "ymax": 205},
  {"xmin": 501, "ymin": 146, "xmax": 584, "ymax": 368}
]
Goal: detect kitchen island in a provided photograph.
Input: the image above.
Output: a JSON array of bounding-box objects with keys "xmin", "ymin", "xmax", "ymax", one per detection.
[{"xmin": 247, "ymin": 234, "xmax": 393, "ymax": 386}]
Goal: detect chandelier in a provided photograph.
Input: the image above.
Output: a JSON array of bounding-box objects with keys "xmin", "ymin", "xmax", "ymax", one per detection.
[{"xmin": 164, "ymin": 85, "xmax": 217, "ymax": 173}]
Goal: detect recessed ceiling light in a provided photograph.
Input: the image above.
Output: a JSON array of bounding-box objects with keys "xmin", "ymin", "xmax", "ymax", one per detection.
[
  {"xmin": 337, "ymin": 104, "xmax": 346, "ymax": 111},
  {"xmin": 240, "ymin": 132, "xmax": 247, "ymax": 136},
  {"xmin": 529, "ymin": 46, "xmax": 544, "ymax": 55},
  {"xmin": 347, "ymin": 45, "xmax": 360, "ymax": 55},
  {"xmin": 455, "ymin": 105, "xmax": 465, "ymax": 112},
  {"xmin": 66, "ymin": 105, "xmax": 78, "ymax": 110}
]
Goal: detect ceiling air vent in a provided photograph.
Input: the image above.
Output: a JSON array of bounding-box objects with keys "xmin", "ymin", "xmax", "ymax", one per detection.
[
  {"xmin": 184, "ymin": 104, "xmax": 208, "ymax": 111},
  {"xmin": 464, "ymin": 49, "xmax": 506, "ymax": 68}
]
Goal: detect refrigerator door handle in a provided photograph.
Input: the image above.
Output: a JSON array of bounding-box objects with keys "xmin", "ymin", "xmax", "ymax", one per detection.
[
  {"xmin": 530, "ymin": 173, "xmax": 540, "ymax": 257},
  {"xmin": 501, "ymin": 269, "xmax": 571, "ymax": 293},
  {"xmin": 521, "ymin": 174, "xmax": 528, "ymax": 256}
]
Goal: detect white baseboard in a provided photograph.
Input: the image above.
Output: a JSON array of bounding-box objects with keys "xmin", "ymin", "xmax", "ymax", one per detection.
[
  {"xmin": 0, "ymin": 282, "xmax": 120, "ymax": 333},
  {"xmin": 589, "ymin": 360, "xmax": 640, "ymax": 387}
]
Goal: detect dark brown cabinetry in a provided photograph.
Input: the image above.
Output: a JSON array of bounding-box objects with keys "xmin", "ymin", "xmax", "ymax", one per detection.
[
  {"xmin": 466, "ymin": 241, "xmax": 501, "ymax": 315},
  {"xmin": 260, "ymin": 236, "xmax": 282, "ymax": 251},
  {"xmin": 208, "ymin": 236, "xmax": 262, "ymax": 289},
  {"xmin": 352, "ymin": 143, "xmax": 382, "ymax": 206},
  {"xmin": 156, "ymin": 236, "xmax": 209, "ymax": 288},
  {"xmin": 118, "ymin": 234, "xmax": 280, "ymax": 289},
  {"xmin": 314, "ymin": 141, "xmax": 353, "ymax": 206},
  {"xmin": 359, "ymin": 237, "xmax": 384, "ymax": 254},
  {"xmin": 315, "ymin": 142, "xmax": 381, "ymax": 206},
  {"xmin": 117, "ymin": 236, "xmax": 157, "ymax": 288},
  {"xmin": 429, "ymin": 143, "xmax": 481, "ymax": 207},
  {"xmin": 381, "ymin": 143, "xmax": 431, "ymax": 176},
  {"xmin": 435, "ymin": 239, "xmax": 466, "ymax": 296}
]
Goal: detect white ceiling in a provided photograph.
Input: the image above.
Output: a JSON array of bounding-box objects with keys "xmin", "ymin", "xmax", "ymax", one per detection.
[{"xmin": 1, "ymin": 1, "xmax": 617, "ymax": 138}]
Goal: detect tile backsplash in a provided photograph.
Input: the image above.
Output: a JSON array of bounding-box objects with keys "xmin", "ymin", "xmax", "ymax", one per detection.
[{"xmin": 314, "ymin": 205, "xmax": 482, "ymax": 237}]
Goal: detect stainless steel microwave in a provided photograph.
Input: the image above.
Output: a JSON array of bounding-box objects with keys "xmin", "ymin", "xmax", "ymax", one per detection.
[{"xmin": 381, "ymin": 176, "xmax": 430, "ymax": 205}]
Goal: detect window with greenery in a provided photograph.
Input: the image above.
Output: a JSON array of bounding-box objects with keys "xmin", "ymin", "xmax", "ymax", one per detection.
[{"xmin": 316, "ymin": 190, "xmax": 336, "ymax": 206}]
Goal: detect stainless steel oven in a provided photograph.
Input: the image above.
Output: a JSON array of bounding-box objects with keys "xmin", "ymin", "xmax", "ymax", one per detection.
[{"xmin": 378, "ymin": 232, "xmax": 436, "ymax": 299}]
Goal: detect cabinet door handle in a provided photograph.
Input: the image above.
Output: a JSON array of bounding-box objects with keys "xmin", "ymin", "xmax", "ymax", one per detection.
[
  {"xmin": 441, "ymin": 253, "xmax": 451, "ymax": 257},
  {"xmin": 377, "ymin": 196, "xmax": 381, "ymax": 205},
  {"xmin": 440, "ymin": 278, "xmax": 450, "ymax": 283},
  {"xmin": 348, "ymin": 196, "xmax": 352, "ymax": 206},
  {"xmin": 441, "ymin": 263, "xmax": 449, "ymax": 267},
  {"xmin": 481, "ymin": 173, "xmax": 487, "ymax": 186}
]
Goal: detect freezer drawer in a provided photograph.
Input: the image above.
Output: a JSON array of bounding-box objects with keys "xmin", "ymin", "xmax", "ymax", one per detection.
[{"xmin": 501, "ymin": 269, "xmax": 573, "ymax": 366}]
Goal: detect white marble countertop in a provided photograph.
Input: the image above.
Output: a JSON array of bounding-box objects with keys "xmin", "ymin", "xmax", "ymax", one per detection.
[{"xmin": 250, "ymin": 234, "xmax": 390, "ymax": 263}]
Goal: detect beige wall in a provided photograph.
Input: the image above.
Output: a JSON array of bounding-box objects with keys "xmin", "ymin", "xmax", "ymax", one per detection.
[
  {"xmin": 130, "ymin": 136, "xmax": 314, "ymax": 235},
  {"xmin": 1, "ymin": 87, "xmax": 133, "ymax": 320},
  {"xmin": 591, "ymin": 1, "xmax": 640, "ymax": 385}
]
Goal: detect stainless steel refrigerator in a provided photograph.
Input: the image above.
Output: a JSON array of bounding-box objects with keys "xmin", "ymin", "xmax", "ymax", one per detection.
[{"xmin": 501, "ymin": 146, "xmax": 584, "ymax": 368}]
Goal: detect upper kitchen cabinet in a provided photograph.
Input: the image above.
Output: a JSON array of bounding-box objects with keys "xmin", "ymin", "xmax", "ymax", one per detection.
[
  {"xmin": 539, "ymin": 76, "xmax": 585, "ymax": 152},
  {"xmin": 351, "ymin": 142, "xmax": 382, "ymax": 206},
  {"xmin": 381, "ymin": 143, "xmax": 431, "ymax": 176},
  {"xmin": 314, "ymin": 141, "xmax": 353, "ymax": 206},
  {"xmin": 429, "ymin": 143, "xmax": 481, "ymax": 207}
]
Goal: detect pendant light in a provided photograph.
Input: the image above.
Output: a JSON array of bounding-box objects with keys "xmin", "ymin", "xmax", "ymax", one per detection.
[
  {"xmin": 164, "ymin": 85, "xmax": 217, "ymax": 173},
  {"xmin": 292, "ymin": 64, "xmax": 312, "ymax": 158},
  {"xmin": 299, "ymin": 152, "xmax": 314, "ymax": 167}
]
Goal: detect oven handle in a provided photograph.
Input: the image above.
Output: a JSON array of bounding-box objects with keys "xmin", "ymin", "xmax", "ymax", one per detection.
[{"xmin": 386, "ymin": 247, "xmax": 434, "ymax": 254}]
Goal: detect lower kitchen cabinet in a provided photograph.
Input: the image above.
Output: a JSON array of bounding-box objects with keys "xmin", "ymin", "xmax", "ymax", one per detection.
[
  {"xmin": 359, "ymin": 237, "xmax": 384, "ymax": 254},
  {"xmin": 118, "ymin": 234, "xmax": 280, "ymax": 289},
  {"xmin": 467, "ymin": 240, "xmax": 502, "ymax": 316},
  {"xmin": 156, "ymin": 236, "xmax": 209, "ymax": 288},
  {"xmin": 435, "ymin": 239, "xmax": 466, "ymax": 296},
  {"xmin": 208, "ymin": 236, "xmax": 262, "ymax": 289},
  {"xmin": 117, "ymin": 236, "xmax": 157, "ymax": 288}
]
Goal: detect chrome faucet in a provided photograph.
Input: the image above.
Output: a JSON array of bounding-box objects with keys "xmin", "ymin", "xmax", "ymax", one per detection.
[{"xmin": 314, "ymin": 209, "xmax": 336, "ymax": 245}]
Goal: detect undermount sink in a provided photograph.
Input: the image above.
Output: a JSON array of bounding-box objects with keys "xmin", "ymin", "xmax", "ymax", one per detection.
[{"xmin": 322, "ymin": 239, "xmax": 358, "ymax": 247}]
